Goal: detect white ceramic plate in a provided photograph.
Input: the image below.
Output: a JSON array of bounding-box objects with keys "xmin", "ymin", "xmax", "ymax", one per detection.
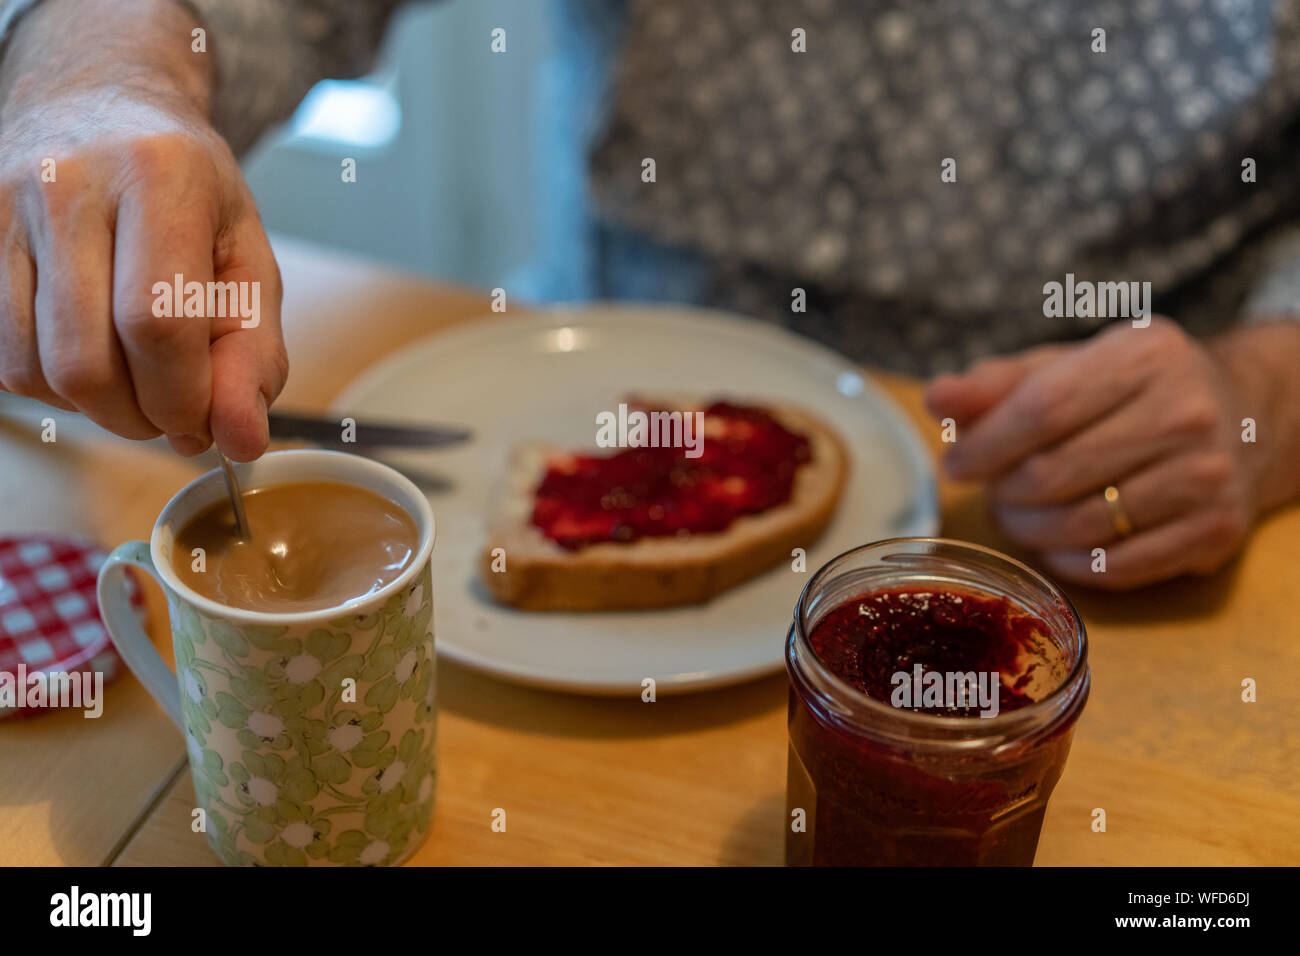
[{"xmin": 331, "ymin": 305, "xmax": 937, "ymax": 695}]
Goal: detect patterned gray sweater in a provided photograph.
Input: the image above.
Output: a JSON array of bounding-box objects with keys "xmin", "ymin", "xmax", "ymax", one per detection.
[{"xmin": 6, "ymin": 0, "xmax": 1300, "ymax": 373}]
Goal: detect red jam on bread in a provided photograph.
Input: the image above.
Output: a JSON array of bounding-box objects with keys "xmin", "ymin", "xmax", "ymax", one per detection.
[{"xmin": 531, "ymin": 401, "xmax": 812, "ymax": 550}]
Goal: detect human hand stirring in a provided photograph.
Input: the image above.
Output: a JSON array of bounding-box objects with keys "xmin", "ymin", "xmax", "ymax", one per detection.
[{"xmin": 0, "ymin": 0, "xmax": 287, "ymax": 461}]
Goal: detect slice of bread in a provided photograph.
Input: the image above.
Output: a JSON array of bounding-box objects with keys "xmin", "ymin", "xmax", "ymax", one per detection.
[{"xmin": 480, "ymin": 399, "xmax": 848, "ymax": 611}]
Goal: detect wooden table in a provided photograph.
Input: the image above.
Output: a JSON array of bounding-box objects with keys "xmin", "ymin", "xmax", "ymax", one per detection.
[{"xmin": 1, "ymin": 236, "xmax": 1297, "ymax": 867}]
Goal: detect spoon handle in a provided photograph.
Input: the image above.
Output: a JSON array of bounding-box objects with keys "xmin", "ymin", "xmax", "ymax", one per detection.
[{"xmin": 218, "ymin": 453, "xmax": 252, "ymax": 539}]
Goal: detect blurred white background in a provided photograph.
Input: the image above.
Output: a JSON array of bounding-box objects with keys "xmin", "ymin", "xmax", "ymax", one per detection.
[{"xmin": 240, "ymin": 0, "xmax": 622, "ymax": 302}]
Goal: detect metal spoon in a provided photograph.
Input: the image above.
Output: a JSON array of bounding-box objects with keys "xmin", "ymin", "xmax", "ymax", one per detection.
[{"xmin": 218, "ymin": 453, "xmax": 252, "ymax": 539}]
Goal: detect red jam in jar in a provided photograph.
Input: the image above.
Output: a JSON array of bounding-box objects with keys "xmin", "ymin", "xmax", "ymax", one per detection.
[
  {"xmin": 785, "ymin": 539, "xmax": 1089, "ymax": 866},
  {"xmin": 809, "ymin": 587, "xmax": 1054, "ymax": 718},
  {"xmin": 531, "ymin": 400, "xmax": 810, "ymax": 550}
]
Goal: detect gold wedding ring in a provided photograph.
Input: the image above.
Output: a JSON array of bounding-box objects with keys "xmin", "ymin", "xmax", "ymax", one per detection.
[{"xmin": 1103, "ymin": 485, "xmax": 1135, "ymax": 538}]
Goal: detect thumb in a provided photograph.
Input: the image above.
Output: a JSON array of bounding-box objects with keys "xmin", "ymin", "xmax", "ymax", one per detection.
[{"xmin": 207, "ymin": 218, "xmax": 288, "ymax": 461}]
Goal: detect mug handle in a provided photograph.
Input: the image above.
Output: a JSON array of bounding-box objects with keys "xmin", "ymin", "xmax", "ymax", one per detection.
[{"xmin": 97, "ymin": 541, "xmax": 183, "ymax": 732}]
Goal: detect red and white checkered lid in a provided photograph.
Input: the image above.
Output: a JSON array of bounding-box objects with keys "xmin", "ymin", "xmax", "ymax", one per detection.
[{"xmin": 0, "ymin": 533, "xmax": 143, "ymax": 719}]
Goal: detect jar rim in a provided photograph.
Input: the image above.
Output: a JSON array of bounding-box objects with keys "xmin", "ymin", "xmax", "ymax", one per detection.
[{"xmin": 790, "ymin": 537, "xmax": 1089, "ymax": 743}]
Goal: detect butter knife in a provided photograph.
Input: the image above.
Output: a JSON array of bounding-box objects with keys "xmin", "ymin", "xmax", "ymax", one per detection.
[{"xmin": 268, "ymin": 410, "xmax": 471, "ymax": 449}]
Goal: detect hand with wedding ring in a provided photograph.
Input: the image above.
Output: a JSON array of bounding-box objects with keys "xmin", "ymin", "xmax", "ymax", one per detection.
[{"xmin": 925, "ymin": 316, "xmax": 1300, "ymax": 590}]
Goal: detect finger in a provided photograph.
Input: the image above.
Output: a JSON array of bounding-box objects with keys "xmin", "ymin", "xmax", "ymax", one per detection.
[
  {"xmin": 943, "ymin": 327, "xmax": 1151, "ymax": 481},
  {"xmin": 31, "ymin": 208, "xmax": 159, "ymax": 439},
  {"xmin": 207, "ymin": 216, "xmax": 287, "ymax": 462},
  {"xmin": 993, "ymin": 452, "xmax": 1236, "ymax": 550},
  {"xmin": 1037, "ymin": 507, "xmax": 1246, "ymax": 590},
  {"xmin": 989, "ymin": 384, "xmax": 1183, "ymax": 507},
  {"xmin": 0, "ymin": 240, "xmax": 72, "ymax": 409},
  {"xmin": 925, "ymin": 344, "xmax": 1065, "ymax": 424},
  {"xmin": 112, "ymin": 183, "xmax": 215, "ymax": 442},
  {"xmin": 167, "ymin": 432, "xmax": 212, "ymax": 456},
  {"xmin": 209, "ymin": 330, "xmax": 286, "ymax": 462}
]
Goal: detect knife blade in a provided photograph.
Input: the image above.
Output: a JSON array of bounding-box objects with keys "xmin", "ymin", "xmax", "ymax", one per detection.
[{"xmin": 268, "ymin": 411, "xmax": 472, "ymax": 449}]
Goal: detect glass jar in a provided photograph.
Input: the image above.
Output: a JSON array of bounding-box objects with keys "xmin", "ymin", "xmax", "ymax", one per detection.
[{"xmin": 785, "ymin": 538, "xmax": 1089, "ymax": 866}]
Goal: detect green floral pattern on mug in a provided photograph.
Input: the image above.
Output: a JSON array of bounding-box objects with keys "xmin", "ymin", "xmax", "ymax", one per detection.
[{"xmin": 169, "ymin": 565, "xmax": 437, "ymax": 866}]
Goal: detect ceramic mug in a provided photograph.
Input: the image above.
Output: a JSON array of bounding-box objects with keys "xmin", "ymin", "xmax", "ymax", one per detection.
[{"xmin": 96, "ymin": 449, "xmax": 437, "ymax": 866}]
